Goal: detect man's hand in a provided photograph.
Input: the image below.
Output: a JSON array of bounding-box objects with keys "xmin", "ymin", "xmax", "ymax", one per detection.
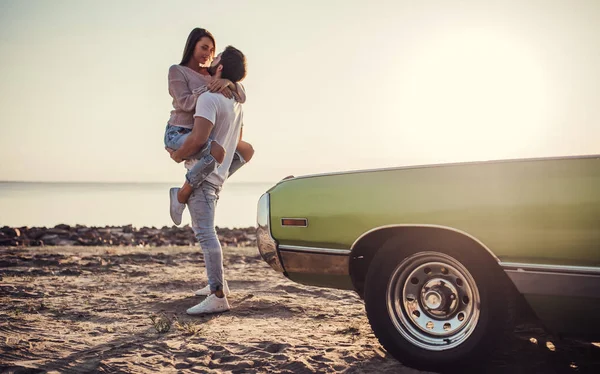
[{"xmin": 165, "ymin": 147, "xmax": 184, "ymax": 163}]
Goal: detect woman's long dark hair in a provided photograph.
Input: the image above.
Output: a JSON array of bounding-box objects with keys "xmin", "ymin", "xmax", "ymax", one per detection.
[{"xmin": 179, "ymin": 28, "xmax": 216, "ymax": 66}]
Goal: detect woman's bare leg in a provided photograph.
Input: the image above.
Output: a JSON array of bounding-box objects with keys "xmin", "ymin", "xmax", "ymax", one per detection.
[
  {"xmin": 210, "ymin": 141, "xmax": 226, "ymax": 164},
  {"xmin": 236, "ymin": 140, "xmax": 254, "ymax": 162}
]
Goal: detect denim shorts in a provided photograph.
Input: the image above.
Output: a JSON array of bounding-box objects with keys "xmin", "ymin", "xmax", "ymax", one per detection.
[
  {"xmin": 164, "ymin": 124, "xmax": 212, "ymax": 160},
  {"xmin": 164, "ymin": 124, "xmax": 192, "ymax": 150}
]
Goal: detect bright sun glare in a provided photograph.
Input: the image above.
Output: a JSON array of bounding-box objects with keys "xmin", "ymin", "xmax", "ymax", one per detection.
[{"xmin": 394, "ymin": 29, "xmax": 552, "ymax": 160}]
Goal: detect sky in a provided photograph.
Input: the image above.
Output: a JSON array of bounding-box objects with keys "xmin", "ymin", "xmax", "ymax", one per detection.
[{"xmin": 0, "ymin": 0, "xmax": 599, "ymax": 183}]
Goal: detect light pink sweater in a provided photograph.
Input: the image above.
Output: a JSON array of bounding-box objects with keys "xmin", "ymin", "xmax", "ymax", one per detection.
[{"xmin": 167, "ymin": 64, "xmax": 246, "ymax": 128}]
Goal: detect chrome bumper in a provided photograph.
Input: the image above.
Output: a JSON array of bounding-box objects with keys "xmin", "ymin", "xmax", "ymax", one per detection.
[{"xmin": 257, "ymin": 193, "xmax": 285, "ymax": 273}]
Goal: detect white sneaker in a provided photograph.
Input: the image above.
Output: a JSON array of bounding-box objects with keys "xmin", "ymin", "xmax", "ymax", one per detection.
[
  {"xmin": 169, "ymin": 187, "xmax": 186, "ymax": 225},
  {"xmin": 186, "ymin": 294, "xmax": 230, "ymax": 315},
  {"xmin": 194, "ymin": 281, "xmax": 230, "ymax": 296}
]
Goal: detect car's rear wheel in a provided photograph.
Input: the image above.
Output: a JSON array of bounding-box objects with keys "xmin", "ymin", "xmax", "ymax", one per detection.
[{"xmin": 364, "ymin": 235, "xmax": 516, "ymax": 371}]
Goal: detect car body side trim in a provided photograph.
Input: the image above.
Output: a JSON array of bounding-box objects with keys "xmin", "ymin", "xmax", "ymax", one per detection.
[
  {"xmin": 500, "ymin": 262, "xmax": 600, "ymax": 275},
  {"xmin": 278, "ymin": 245, "xmax": 350, "ymax": 255}
]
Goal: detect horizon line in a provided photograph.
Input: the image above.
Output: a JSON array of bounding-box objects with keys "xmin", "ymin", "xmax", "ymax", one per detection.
[{"xmin": 0, "ymin": 180, "xmax": 278, "ymax": 185}]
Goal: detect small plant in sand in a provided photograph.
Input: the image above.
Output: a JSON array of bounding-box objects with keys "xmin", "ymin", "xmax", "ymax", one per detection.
[
  {"xmin": 174, "ymin": 320, "xmax": 204, "ymax": 336},
  {"xmin": 150, "ymin": 313, "xmax": 172, "ymax": 333}
]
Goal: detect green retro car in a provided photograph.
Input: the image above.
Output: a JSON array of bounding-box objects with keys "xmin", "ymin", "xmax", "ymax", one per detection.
[{"xmin": 256, "ymin": 155, "xmax": 600, "ymax": 370}]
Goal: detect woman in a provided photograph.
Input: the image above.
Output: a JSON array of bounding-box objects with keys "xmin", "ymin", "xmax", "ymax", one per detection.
[{"xmin": 164, "ymin": 28, "xmax": 254, "ymax": 226}]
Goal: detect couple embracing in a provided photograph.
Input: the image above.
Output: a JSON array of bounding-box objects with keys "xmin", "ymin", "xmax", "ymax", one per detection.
[{"xmin": 163, "ymin": 28, "xmax": 254, "ymax": 315}]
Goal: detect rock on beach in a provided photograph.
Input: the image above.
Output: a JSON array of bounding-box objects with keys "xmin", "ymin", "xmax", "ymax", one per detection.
[{"xmin": 0, "ymin": 224, "xmax": 256, "ymax": 248}]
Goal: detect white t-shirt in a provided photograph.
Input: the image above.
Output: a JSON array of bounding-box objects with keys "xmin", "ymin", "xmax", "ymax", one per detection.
[{"xmin": 194, "ymin": 92, "xmax": 243, "ymax": 186}]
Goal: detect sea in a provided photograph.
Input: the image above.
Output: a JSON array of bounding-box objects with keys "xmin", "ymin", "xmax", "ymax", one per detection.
[{"xmin": 0, "ymin": 182, "xmax": 274, "ymax": 229}]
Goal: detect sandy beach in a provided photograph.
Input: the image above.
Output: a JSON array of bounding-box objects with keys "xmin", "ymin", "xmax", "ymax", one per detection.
[{"xmin": 1, "ymin": 245, "xmax": 599, "ymax": 373}]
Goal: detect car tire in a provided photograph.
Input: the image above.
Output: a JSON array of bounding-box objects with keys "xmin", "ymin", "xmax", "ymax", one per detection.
[{"xmin": 364, "ymin": 234, "xmax": 516, "ymax": 371}]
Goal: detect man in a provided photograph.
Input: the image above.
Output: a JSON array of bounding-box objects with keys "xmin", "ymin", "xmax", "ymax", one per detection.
[{"xmin": 169, "ymin": 46, "xmax": 247, "ymax": 315}]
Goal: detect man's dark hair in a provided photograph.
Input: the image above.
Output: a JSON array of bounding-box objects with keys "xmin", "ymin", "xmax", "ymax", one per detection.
[{"xmin": 219, "ymin": 46, "xmax": 247, "ymax": 83}]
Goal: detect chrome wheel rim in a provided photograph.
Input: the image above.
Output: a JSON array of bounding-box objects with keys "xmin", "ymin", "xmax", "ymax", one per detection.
[{"xmin": 386, "ymin": 251, "xmax": 481, "ymax": 351}]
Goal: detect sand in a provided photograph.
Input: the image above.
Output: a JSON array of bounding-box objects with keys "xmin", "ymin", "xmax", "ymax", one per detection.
[{"xmin": 1, "ymin": 246, "xmax": 599, "ymax": 373}]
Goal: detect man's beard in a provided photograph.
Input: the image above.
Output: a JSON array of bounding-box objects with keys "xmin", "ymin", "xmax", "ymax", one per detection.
[{"xmin": 207, "ymin": 65, "xmax": 218, "ymax": 76}]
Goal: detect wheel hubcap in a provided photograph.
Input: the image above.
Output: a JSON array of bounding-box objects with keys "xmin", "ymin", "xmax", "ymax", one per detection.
[
  {"xmin": 423, "ymin": 289, "xmax": 443, "ymax": 310},
  {"xmin": 420, "ymin": 278, "xmax": 459, "ymax": 319},
  {"xmin": 386, "ymin": 252, "xmax": 481, "ymax": 351}
]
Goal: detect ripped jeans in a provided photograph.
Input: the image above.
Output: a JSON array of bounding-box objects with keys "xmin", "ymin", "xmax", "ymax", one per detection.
[
  {"xmin": 189, "ymin": 181, "xmax": 224, "ymax": 292},
  {"xmin": 164, "ymin": 124, "xmax": 217, "ymax": 188},
  {"xmin": 164, "ymin": 124, "xmax": 247, "ymax": 187}
]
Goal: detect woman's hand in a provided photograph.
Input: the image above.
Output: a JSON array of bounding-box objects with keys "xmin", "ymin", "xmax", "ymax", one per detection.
[
  {"xmin": 208, "ymin": 78, "xmax": 233, "ymax": 93},
  {"xmin": 219, "ymin": 87, "xmax": 234, "ymax": 99}
]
